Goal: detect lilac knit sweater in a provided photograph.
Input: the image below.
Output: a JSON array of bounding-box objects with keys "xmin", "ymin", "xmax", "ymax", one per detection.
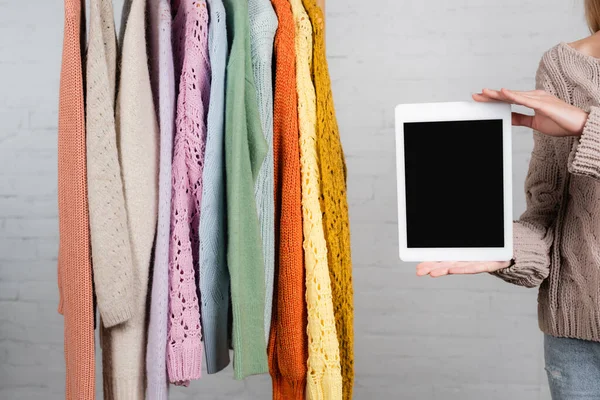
[
  {"xmin": 146, "ymin": 0, "xmax": 175, "ymax": 398},
  {"xmin": 168, "ymin": 0, "xmax": 211, "ymax": 384}
]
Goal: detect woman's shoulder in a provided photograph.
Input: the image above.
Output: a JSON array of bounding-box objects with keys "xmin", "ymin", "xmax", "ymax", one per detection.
[
  {"xmin": 535, "ymin": 39, "xmax": 600, "ymax": 92},
  {"xmin": 540, "ymin": 37, "xmax": 600, "ymax": 65},
  {"xmin": 565, "ymin": 34, "xmax": 600, "ymax": 58}
]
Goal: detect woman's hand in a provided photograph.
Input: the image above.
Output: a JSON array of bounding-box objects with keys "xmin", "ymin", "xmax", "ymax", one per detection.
[
  {"xmin": 416, "ymin": 260, "xmax": 512, "ymax": 277},
  {"xmin": 473, "ymin": 88, "xmax": 588, "ymax": 137}
]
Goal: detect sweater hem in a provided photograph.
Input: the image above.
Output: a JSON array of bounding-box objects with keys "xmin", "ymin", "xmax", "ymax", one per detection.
[
  {"xmin": 231, "ymin": 300, "xmax": 269, "ymax": 380},
  {"xmin": 202, "ymin": 310, "xmax": 231, "ymax": 374},
  {"xmin": 146, "ymin": 380, "xmax": 169, "ymax": 400},
  {"xmin": 539, "ymin": 301, "xmax": 600, "ymax": 342},
  {"xmin": 271, "ymin": 375, "xmax": 307, "ymax": 400},
  {"xmin": 103, "ymin": 375, "xmax": 145, "ymax": 399},
  {"xmin": 100, "ymin": 301, "xmax": 134, "ymax": 328},
  {"xmin": 167, "ymin": 340, "xmax": 203, "ymax": 383}
]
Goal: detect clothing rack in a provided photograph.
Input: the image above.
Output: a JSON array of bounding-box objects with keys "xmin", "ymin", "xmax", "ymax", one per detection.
[{"xmin": 57, "ymin": 0, "xmax": 355, "ymax": 399}]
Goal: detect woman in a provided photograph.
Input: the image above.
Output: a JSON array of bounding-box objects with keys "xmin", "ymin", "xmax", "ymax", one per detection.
[{"xmin": 417, "ymin": 1, "xmax": 600, "ymax": 398}]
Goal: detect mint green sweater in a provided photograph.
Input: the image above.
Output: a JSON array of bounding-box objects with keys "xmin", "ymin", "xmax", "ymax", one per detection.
[
  {"xmin": 248, "ymin": 0, "xmax": 278, "ymax": 345},
  {"xmin": 223, "ymin": 0, "xmax": 269, "ymax": 380}
]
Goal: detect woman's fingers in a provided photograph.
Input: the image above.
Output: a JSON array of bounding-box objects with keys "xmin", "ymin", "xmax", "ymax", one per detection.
[
  {"xmin": 416, "ymin": 262, "xmax": 442, "ymax": 276},
  {"xmin": 512, "ymin": 112, "xmax": 534, "ymax": 128},
  {"xmin": 447, "ymin": 262, "xmax": 492, "ymax": 275},
  {"xmin": 500, "ymin": 88, "xmax": 543, "ymax": 110},
  {"xmin": 417, "ymin": 261, "xmax": 467, "ymax": 277},
  {"xmin": 481, "ymin": 88, "xmax": 512, "ymax": 102},
  {"xmin": 472, "ymin": 93, "xmax": 498, "ymax": 103},
  {"xmin": 429, "ymin": 266, "xmax": 451, "ymax": 278},
  {"xmin": 417, "ymin": 261, "xmax": 510, "ymax": 277},
  {"xmin": 478, "ymin": 88, "xmax": 545, "ymax": 110},
  {"xmin": 416, "ymin": 261, "xmax": 453, "ymax": 277},
  {"xmin": 501, "ymin": 89, "xmax": 544, "ymax": 98}
]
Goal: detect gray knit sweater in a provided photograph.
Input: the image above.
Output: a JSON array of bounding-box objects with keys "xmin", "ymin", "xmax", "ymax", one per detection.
[{"xmin": 494, "ymin": 42, "xmax": 600, "ymax": 341}]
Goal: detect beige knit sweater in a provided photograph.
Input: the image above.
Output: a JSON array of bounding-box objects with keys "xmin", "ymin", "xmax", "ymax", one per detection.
[
  {"xmin": 100, "ymin": 0, "xmax": 158, "ymax": 398},
  {"xmin": 494, "ymin": 42, "xmax": 600, "ymax": 341},
  {"xmin": 86, "ymin": 0, "xmax": 134, "ymax": 329}
]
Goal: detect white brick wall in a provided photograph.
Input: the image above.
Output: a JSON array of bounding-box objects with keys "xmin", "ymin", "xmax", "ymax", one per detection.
[{"xmin": 0, "ymin": 0, "xmax": 589, "ymax": 399}]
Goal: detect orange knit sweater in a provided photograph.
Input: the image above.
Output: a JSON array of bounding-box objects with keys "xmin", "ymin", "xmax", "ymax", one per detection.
[
  {"xmin": 302, "ymin": 1, "xmax": 355, "ymax": 398},
  {"xmin": 57, "ymin": 1, "xmax": 95, "ymax": 399},
  {"xmin": 268, "ymin": 0, "xmax": 307, "ymax": 398}
]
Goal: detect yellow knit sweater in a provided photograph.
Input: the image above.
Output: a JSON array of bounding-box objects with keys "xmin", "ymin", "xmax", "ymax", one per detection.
[
  {"xmin": 301, "ymin": 1, "xmax": 354, "ymax": 399},
  {"xmin": 289, "ymin": 0, "xmax": 342, "ymax": 399}
]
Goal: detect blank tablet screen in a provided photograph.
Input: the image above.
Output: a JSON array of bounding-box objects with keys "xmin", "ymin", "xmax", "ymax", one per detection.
[{"xmin": 403, "ymin": 119, "xmax": 505, "ymax": 248}]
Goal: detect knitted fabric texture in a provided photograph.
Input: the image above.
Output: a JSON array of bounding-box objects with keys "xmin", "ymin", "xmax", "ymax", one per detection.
[
  {"xmin": 290, "ymin": 0, "xmax": 343, "ymax": 398},
  {"xmin": 248, "ymin": 0, "xmax": 278, "ymax": 344},
  {"xmin": 168, "ymin": 0, "xmax": 211, "ymax": 384},
  {"xmin": 492, "ymin": 42, "xmax": 600, "ymax": 342},
  {"xmin": 146, "ymin": 0, "xmax": 176, "ymax": 397},
  {"xmin": 86, "ymin": 0, "xmax": 135, "ymax": 329},
  {"xmin": 100, "ymin": 0, "xmax": 159, "ymax": 398},
  {"xmin": 223, "ymin": 0, "xmax": 269, "ymax": 379},
  {"xmin": 199, "ymin": 0, "xmax": 231, "ymax": 375},
  {"xmin": 268, "ymin": 0, "xmax": 308, "ymax": 398},
  {"xmin": 57, "ymin": 1, "xmax": 95, "ymax": 398},
  {"xmin": 302, "ymin": 1, "xmax": 354, "ymax": 398}
]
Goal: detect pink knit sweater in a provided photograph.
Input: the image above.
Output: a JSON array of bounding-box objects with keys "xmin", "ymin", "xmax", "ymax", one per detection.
[{"xmin": 168, "ymin": 0, "xmax": 211, "ymax": 384}]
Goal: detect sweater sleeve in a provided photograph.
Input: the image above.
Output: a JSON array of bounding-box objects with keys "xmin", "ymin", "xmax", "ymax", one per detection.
[
  {"xmin": 492, "ymin": 132, "xmax": 561, "ymax": 287},
  {"xmin": 199, "ymin": 0, "xmax": 231, "ymax": 375},
  {"xmin": 248, "ymin": 0, "xmax": 278, "ymax": 345},
  {"xmin": 568, "ymin": 106, "xmax": 600, "ymax": 180},
  {"xmin": 492, "ymin": 64, "xmax": 562, "ymax": 288},
  {"xmin": 86, "ymin": 0, "xmax": 135, "ymax": 327},
  {"xmin": 167, "ymin": 1, "xmax": 208, "ymax": 383}
]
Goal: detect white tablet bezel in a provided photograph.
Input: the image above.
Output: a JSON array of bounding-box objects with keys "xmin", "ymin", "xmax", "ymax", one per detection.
[{"xmin": 395, "ymin": 101, "xmax": 513, "ymax": 262}]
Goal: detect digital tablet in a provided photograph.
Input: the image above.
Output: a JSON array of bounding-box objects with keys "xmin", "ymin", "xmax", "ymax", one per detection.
[{"xmin": 395, "ymin": 101, "xmax": 513, "ymax": 262}]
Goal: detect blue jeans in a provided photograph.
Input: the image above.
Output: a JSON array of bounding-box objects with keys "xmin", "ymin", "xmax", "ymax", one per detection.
[{"xmin": 544, "ymin": 334, "xmax": 600, "ymax": 399}]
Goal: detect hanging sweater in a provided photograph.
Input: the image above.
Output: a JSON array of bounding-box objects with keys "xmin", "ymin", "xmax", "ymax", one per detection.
[
  {"xmin": 57, "ymin": 1, "xmax": 95, "ymax": 398},
  {"xmin": 302, "ymin": 1, "xmax": 354, "ymax": 398},
  {"xmin": 86, "ymin": 0, "xmax": 135, "ymax": 329},
  {"xmin": 268, "ymin": 0, "xmax": 307, "ymax": 398},
  {"xmin": 289, "ymin": 0, "xmax": 343, "ymax": 398},
  {"xmin": 248, "ymin": 0, "xmax": 278, "ymax": 344},
  {"xmin": 146, "ymin": 0, "xmax": 176, "ymax": 397},
  {"xmin": 491, "ymin": 42, "xmax": 600, "ymax": 343},
  {"xmin": 223, "ymin": 0, "xmax": 269, "ymax": 380},
  {"xmin": 100, "ymin": 0, "xmax": 159, "ymax": 398},
  {"xmin": 199, "ymin": 0, "xmax": 231, "ymax": 375},
  {"xmin": 168, "ymin": 0, "xmax": 211, "ymax": 384}
]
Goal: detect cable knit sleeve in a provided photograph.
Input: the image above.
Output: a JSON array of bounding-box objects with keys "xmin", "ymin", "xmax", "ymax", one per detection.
[
  {"xmin": 492, "ymin": 64, "xmax": 562, "ymax": 288},
  {"xmin": 568, "ymin": 106, "xmax": 600, "ymax": 180}
]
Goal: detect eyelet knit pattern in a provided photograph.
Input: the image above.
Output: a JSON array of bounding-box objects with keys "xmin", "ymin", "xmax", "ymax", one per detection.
[
  {"xmin": 86, "ymin": 0, "xmax": 135, "ymax": 329},
  {"xmin": 100, "ymin": 0, "xmax": 159, "ymax": 397},
  {"xmin": 199, "ymin": 0, "xmax": 231, "ymax": 375},
  {"xmin": 58, "ymin": 1, "xmax": 95, "ymax": 398},
  {"xmin": 146, "ymin": 0, "xmax": 176, "ymax": 397},
  {"xmin": 289, "ymin": 0, "xmax": 343, "ymax": 398},
  {"xmin": 268, "ymin": 0, "xmax": 308, "ymax": 398},
  {"xmin": 168, "ymin": 0, "xmax": 211, "ymax": 384},
  {"xmin": 248, "ymin": 0, "xmax": 279, "ymax": 344},
  {"xmin": 493, "ymin": 42, "xmax": 600, "ymax": 343},
  {"xmin": 301, "ymin": 1, "xmax": 354, "ymax": 398}
]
